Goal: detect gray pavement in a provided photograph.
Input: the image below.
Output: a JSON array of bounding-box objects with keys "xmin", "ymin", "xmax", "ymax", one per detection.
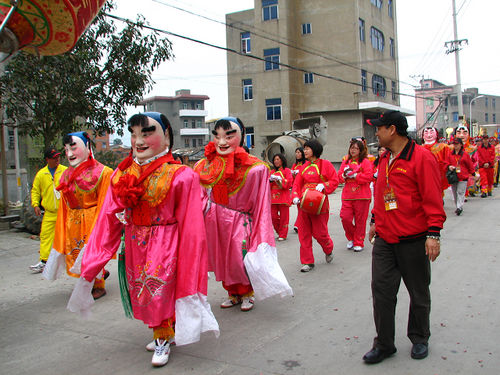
[{"xmin": 1, "ymin": 187, "xmax": 499, "ymax": 375}]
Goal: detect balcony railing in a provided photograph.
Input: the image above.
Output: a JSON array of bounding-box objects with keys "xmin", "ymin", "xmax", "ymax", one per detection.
[{"xmin": 179, "ymin": 109, "xmax": 208, "ymax": 117}]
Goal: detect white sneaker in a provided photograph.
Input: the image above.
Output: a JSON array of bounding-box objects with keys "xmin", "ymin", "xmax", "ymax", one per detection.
[
  {"xmin": 325, "ymin": 252, "xmax": 333, "ymax": 263},
  {"xmin": 151, "ymin": 339, "xmax": 170, "ymax": 367},
  {"xmin": 346, "ymin": 241, "xmax": 354, "ymax": 250},
  {"xmin": 241, "ymin": 296, "xmax": 255, "ymax": 311},
  {"xmin": 353, "ymin": 246, "xmax": 364, "ymax": 252},
  {"xmin": 220, "ymin": 296, "xmax": 241, "ymax": 308},
  {"xmin": 277, "ymin": 237, "xmax": 285, "ymax": 241},
  {"xmin": 29, "ymin": 261, "xmax": 45, "ymax": 273},
  {"xmin": 300, "ymin": 264, "xmax": 314, "ymax": 272},
  {"xmin": 147, "ymin": 338, "xmax": 175, "ymax": 352}
]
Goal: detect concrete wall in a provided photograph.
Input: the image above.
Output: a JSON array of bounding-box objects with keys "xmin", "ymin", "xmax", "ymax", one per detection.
[{"xmin": 0, "ymin": 169, "xmax": 29, "ymax": 202}]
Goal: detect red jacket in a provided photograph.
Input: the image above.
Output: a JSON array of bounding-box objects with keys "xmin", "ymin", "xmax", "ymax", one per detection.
[
  {"xmin": 270, "ymin": 167, "xmax": 292, "ymax": 205},
  {"xmin": 338, "ymin": 158, "xmax": 373, "ymax": 200},
  {"xmin": 373, "ymin": 140, "xmax": 446, "ymax": 244},
  {"xmin": 446, "ymin": 149, "xmax": 475, "ymax": 181},
  {"xmin": 477, "ymin": 144, "xmax": 495, "ymax": 168}
]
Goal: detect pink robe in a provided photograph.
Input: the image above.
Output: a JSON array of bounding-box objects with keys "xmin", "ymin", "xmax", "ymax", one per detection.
[
  {"xmin": 201, "ymin": 164, "xmax": 293, "ymax": 301},
  {"xmin": 78, "ymin": 163, "xmax": 218, "ymax": 345}
]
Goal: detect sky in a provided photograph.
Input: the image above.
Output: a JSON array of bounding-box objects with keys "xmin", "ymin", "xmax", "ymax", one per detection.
[{"xmin": 111, "ymin": 0, "xmax": 500, "ymax": 144}]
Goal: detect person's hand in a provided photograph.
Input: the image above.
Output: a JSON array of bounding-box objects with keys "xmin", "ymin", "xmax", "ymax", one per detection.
[
  {"xmin": 34, "ymin": 206, "xmax": 42, "ymax": 216},
  {"xmin": 368, "ymin": 224, "xmax": 376, "ymax": 243},
  {"xmin": 269, "ymin": 175, "xmax": 277, "ymax": 182},
  {"xmin": 448, "ymin": 165, "xmax": 456, "ymax": 171},
  {"xmin": 274, "ymin": 175, "xmax": 282, "ymax": 181},
  {"xmin": 484, "ymin": 162, "xmax": 490, "ymax": 168},
  {"xmin": 292, "ymin": 169, "xmax": 299, "ymax": 176},
  {"xmin": 316, "ymin": 183, "xmax": 325, "ymax": 192},
  {"xmin": 425, "ymin": 237, "xmax": 440, "ymax": 262},
  {"xmin": 292, "ymin": 197, "xmax": 300, "ymax": 205}
]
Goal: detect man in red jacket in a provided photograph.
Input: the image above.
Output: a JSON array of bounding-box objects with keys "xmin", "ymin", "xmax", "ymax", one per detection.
[
  {"xmin": 477, "ymin": 134, "xmax": 495, "ymax": 197},
  {"xmin": 362, "ymin": 111, "xmax": 446, "ymax": 364}
]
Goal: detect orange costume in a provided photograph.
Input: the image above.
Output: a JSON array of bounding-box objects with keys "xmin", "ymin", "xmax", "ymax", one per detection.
[{"xmin": 422, "ymin": 142, "xmax": 451, "ymax": 191}]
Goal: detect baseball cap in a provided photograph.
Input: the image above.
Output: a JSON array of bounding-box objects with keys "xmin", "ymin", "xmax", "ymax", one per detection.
[
  {"xmin": 366, "ymin": 110, "xmax": 408, "ymax": 131},
  {"xmin": 44, "ymin": 147, "xmax": 61, "ymax": 159}
]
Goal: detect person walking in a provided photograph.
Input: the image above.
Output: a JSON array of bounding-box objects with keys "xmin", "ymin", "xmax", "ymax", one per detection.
[
  {"xmin": 292, "ymin": 139, "xmax": 339, "ymax": 272},
  {"xmin": 291, "ymin": 147, "xmax": 306, "ymax": 233},
  {"xmin": 270, "ymin": 153, "xmax": 292, "ymax": 241},
  {"xmin": 363, "ymin": 110, "xmax": 446, "ymax": 364},
  {"xmin": 477, "ymin": 134, "xmax": 495, "ymax": 198},
  {"xmin": 446, "ymin": 138, "xmax": 475, "ymax": 215},
  {"xmin": 338, "ymin": 139, "xmax": 373, "ymax": 252},
  {"xmin": 29, "ymin": 147, "xmax": 67, "ymax": 273}
]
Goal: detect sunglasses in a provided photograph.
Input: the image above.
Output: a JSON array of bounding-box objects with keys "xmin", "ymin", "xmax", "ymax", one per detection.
[{"xmin": 351, "ymin": 137, "xmax": 365, "ymax": 142}]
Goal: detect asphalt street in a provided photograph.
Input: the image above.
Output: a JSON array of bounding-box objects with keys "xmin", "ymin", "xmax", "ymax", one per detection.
[{"xmin": 1, "ymin": 187, "xmax": 499, "ymax": 375}]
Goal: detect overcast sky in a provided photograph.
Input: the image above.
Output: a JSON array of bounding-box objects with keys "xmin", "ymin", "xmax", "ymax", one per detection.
[{"xmin": 112, "ymin": 0, "xmax": 499, "ymax": 143}]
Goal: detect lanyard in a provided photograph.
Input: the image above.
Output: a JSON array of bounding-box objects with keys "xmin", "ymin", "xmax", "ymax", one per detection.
[{"xmin": 385, "ymin": 157, "xmax": 398, "ymax": 187}]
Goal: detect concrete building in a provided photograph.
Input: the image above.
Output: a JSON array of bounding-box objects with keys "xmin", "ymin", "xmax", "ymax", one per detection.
[
  {"xmin": 226, "ymin": 0, "xmax": 411, "ymax": 162},
  {"xmin": 415, "ymin": 78, "xmax": 500, "ymax": 137},
  {"xmin": 139, "ymin": 90, "xmax": 210, "ymax": 151}
]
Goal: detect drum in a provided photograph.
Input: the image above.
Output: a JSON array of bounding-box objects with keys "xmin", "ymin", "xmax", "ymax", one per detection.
[{"xmin": 300, "ymin": 188, "xmax": 326, "ymax": 215}]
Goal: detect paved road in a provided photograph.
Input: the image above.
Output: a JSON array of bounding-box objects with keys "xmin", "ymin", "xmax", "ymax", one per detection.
[{"xmin": 1, "ymin": 187, "xmax": 499, "ymax": 375}]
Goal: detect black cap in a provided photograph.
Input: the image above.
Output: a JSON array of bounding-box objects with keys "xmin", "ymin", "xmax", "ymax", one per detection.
[
  {"xmin": 452, "ymin": 138, "xmax": 463, "ymax": 145},
  {"xmin": 44, "ymin": 147, "xmax": 61, "ymax": 159},
  {"xmin": 367, "ymin": 110, "xmax": 408, "ymax": 131},
  {"xmin": 482, "ymin": 134, "xmax": 489, "ymax": 139}
]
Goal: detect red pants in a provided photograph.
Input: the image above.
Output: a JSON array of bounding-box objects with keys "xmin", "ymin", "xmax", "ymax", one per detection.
[
  {"xmin": 479, "ymin": 167, "xmax": 494, "ymax": 192},
  {"xmin": 271, "ymin": 204, "xmax": 290, "ymax": 239},
  {"xmin": 340, "ymin": 199, "xmax": 371, "ymax": 247},
  {"xmin": 297, "ymin": 209, "xmax": 333, "ymax": 264},
  {"xmin": 222, "ymin": 281, "xmax": 253, "ymax": 297}
]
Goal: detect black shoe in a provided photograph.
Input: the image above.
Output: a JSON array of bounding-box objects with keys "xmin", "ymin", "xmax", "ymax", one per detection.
[
  {"xmin": 488, "ymin": 192, "xmax": 492, "ymax": 196},
  {"xmin": 293, "ymin": 227, "xmax": 298, "ymax": 233},
  {"xmin": 104, "ymin": 269, "xmax": 110, "ymax": 280},
  {"xmin": 411, "ymin": 343, "xmax": 428, "ymax": 359},
  {"xmin": 362, "ymin": 347, "xmax": 397, "ymax": 364},
  {"xmin": 469, "ymin": 192, "xmax": 476, "ymax": 197},
  {"xmin": 481, "ymin": 192, "xmax": 487, "ymax": 198},
  {"xmin": 456, "ymin": 208, "xmax": 462, "ymax": 216}
]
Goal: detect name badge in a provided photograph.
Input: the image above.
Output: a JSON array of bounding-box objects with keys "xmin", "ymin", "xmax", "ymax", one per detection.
[{"xmin": 383, "ymin": 186, "xmax": 398, "ymax": 211}]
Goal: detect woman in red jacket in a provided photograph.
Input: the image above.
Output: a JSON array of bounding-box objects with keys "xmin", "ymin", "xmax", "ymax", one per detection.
[
  {"xmin": 446, "ymin": 138, "xmax": 475, "ymax": 215},
  {"xmin": 270, "ymin": 153, "xmax": 293, "ymax": 240},
  {"xmin": 338, "ymin": 139, "xmax": 374, "ymax": 252},
  {"xmin": 291, "ymin": 147, "xmax": 306, "ymax": 232},
  {"xmin": 292, "ymin": 140, "xmax": 339, "ymax": 272}
]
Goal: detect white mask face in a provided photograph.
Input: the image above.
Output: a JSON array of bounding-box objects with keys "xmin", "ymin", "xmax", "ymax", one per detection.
[
  {"xmin": 65, "ymin": 136, "xmax": 90, "ymax": 167},
  {"xmin": 130, "ymin": 118, "xmax": 170, "ymax": 163},
  {"xmin": 213, "ymin": 122, "xmax": 241, "ymax": 155},
  {"xmin": 423, "ymin": 128, "xmax": 438, "ymax": 144}
]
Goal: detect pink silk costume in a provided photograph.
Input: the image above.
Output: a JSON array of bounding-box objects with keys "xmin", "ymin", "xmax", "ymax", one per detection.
[
  {"xmin": 194, "ymin": 143, "xmax": 293, "ymax": 301},
  {"xmin": 77, "ymin": 157, "xmax": 219, "ymax": 345},
  {"xmin": 43, "ymin": 160, "xmax": 112, "ymax": 280}
]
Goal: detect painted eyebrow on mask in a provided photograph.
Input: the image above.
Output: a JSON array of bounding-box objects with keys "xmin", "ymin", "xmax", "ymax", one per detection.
[
  {"xmin": 142, "ymin": 125, "xmax": 156, "ymax": 133},
  {"xmin": 225, "ymin": 129, "xmax": 237, "ymax": 135}
]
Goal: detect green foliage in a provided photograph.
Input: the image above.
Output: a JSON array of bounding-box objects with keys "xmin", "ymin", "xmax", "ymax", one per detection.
[
  {"xmin": 94, "ymin": 150, "xmax": 121, "ymax": 170},
  {"xmin": 0, "ymin": 1, "xmax": 173, "ymax": 149}
]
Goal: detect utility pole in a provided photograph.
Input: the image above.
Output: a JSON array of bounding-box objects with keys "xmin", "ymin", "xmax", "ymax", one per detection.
[{"xmin": 445, "ymin": 0, "xmax": 468, "ymax": 120}]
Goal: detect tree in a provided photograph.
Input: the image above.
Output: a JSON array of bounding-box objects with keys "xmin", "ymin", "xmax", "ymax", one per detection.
[
  {"xmin": 112, "ymin": 138, "xmax": 123, "ymax": 146},
  {"xmin": 0, "ymin": 1, "xmax": 173, "ymax": 149}
]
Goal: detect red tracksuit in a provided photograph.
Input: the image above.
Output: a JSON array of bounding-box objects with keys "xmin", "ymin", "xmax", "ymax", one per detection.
[
  {"xmin": 338, "ymin": 158, "xmax": 373, "ymax": 248},
  {"xmin": 373, "ymin": 140, "xmax": 446, "ymax": 243},
  {"xmin": 270, "ymin": 167, "xmax": 293, "ymax": 239},
  {"xmin": 477, "ymin": 143, "xmax": 495, "ymax": 193},
  {"xmin": 292, "ymin": 159, "xmax": 339, "ymax": 264}
]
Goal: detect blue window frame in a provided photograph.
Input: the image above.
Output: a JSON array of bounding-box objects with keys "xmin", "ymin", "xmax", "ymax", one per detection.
[
  {"xmin": 452, "ymin": 112, "xmax": 459, "ymax": 122},
  {"xmin": 262, "ymin": 0, "xmax": 278, "ymax": 21},
  {"xmin": 266, "ymin": 98, "xmax": 282, "ymax": 120},
  {"xmin": 359, "ymin": 18, "xmax": 365, "ymax": 42},
  {"xmin": 361, "ymin": 70, "xmax": 367, "ymax": 93},
  {"xmin": 243, "ymin": 79, "xmax": 253, "ymax": 101},
  {"xmin": 241, "ymin": 32, "xmax": 251, "ymax": 54},
  {"xmin": 370, "ymin": 27, "xmax": 384, "ymax": 51},
  {"xmin": 264, "ymin": 48, "xmax": 280, "ymax": 71},
  {"xmin": 304, "ymin": 72, "xmax": 314, "ymax": 84},
  {"xmin": 388, "ymin": 0, "xmax": 393, "ymax": 18},
  {"xmin": 392, "ymin": 81, "xmax": 396, "ymax": 100},
  {"xmin": 302, "ymin": 23, "xmax": 312, "ymax": 35},
  {"xmin": 372, "ymin": 75, "xmax": 386, "ymax": 97}
]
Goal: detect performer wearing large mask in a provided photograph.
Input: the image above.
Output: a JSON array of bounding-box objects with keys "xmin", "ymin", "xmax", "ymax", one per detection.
[
  {"xmin": 422, "ymin": 127, "xmax": 451, "ymax": 194},
  {"xmin": 43, "ymin": 132, "xmax": 113, "ymax": 300},
  {"xmin": 67, "ymin": 112, "xmax": 219, "ymax": 368},
  {"xmin": 454, "ymin": 125, "xmax": 478, "ymax": 197},
  {"xmin": 194, "ymin": 117, "xmax": 292, "ymax": 312}
]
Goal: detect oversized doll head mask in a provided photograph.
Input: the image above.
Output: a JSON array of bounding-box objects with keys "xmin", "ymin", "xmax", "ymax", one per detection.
[
  {"xmin": 63, "ymin": 132, "xmax": 91, "ymax": 167},
  {"xmin": 212, "ymin": 117, "xmax": 245, "ymax": 156},
  {"xmin": 423, "ymin": 127, "xmax": 438, "ymax": 145},
  {"xmin": 128, "ymin": 112, "xmax": 173, "ymax": 163},
  {"xmin": 455, "ymin": 125, "xmax": 470, "ymax": 144}
]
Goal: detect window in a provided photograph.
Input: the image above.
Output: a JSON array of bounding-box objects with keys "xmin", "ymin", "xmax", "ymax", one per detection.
[
  {"xmin": 392, "ymin": 81, "xmax": 397, "ymax": 101},
  {"xmin": 370, "ymin": 27, "xmax": 384, "ymax": 51},
  {"xmin": 426, "ymin": 97, "xmax": 434, "ymax": 107},
  {"xmin": 243, "ymin": 79, "xmax": 253, "ymax": 101},
  {"xmin": 241, "ymin": 32, "xmax": 251, "ymax": 54},
  {"xmin": 192, "ymin": 139, "xmax": 197, "ymax": 148},
  {"xmin": 371, "ymin": 0, "xmax": 382, "ymax": 9},
  {"xmin": 181, "ymin": 102, "xmax": 188, "ymax": 109},
  {"xmin": 304, "ymin": 72, "xmax": 314, "ymax": 84},
  {"xmin": 389, "ymin": 38, "xmax": 395, "ymax": 58},
  {"xmin": 191, "ymin": 120, "xmax": 196, "ymax": 128},
  {"xmin": 246, "ymin": 126, "xmax": 255, "ymax": 148},
  {"xmin": 196, "ymin": 120, "xmax": 202, "ymax": 128},
  {"xmin": 184, "ymin": 139, "xmax": 190, "ymax": 148},
  {"xmin": 485, "ymin": 113, "xmax": 489, "ymax": 122},
  {"xmin": 262, "ymin": 0, "xmax": 278, "ymax": 21},
  {"xmin": 493, "ymin": 98, "xmax": 496, "ymax": 108},
  {"xmin": 195, "ymin": 102, "xmax": 202, "ymax": 109},
  {"xmin": 493, "ymin": 113, "xmax": 496, "ymax": 123},
  {"xmin": 302, "ymin": 23, "xmax": 311, "ymax": 35},
  {"xmin": 102, "ymin": 142, "xmax": 107, "ymax": 149},
  {"xmin": 452, "ymin": 112, "xmax": 459, "ymax": 122},
  {"xmin": 359, "ymin": 18, "xmax": 365, "ymax": 42},
  {"xmin": 183, "ymin": 119, "xmax": 188, "ymax": 128},
  {"xmin": 388, "ymin": 0, "xmax": 393, "ymax": 18},
  {"xmin": 264, "ymin": 48, "xmax": 280, "ymax": 71},
  {"xmin": 266, "ymin": 98, "xmax": 282, "ymax": 120},
  {"xmin": 372, "ymin": 75, "xmax": 386, "ymax": 97},
  {"xmin": 198, "ymin": 138, "xmax": 204, "ymax": 147},
  {"xmin": 485, "ymin": 97, "xmax": 488, "ymax": 107},
  {"xmin": 361, "ymin": 70, "xmax": 367, "ymax": 93}
]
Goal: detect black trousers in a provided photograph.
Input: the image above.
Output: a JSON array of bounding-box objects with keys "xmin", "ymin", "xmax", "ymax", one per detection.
[{"xmin": 371, "ymin": 236, "xmax": 431, "ymax": 351}]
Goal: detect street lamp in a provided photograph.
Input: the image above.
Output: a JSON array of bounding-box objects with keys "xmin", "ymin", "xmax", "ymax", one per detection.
[{"xmin": 469, "ymin": 95, "xmax": 484, "ymax": 137}]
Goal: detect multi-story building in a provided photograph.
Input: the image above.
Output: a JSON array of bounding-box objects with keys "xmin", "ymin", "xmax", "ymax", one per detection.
[
  {"xmin": 415, "ymin": 78, "xmax": 500, "ymax": 137},
  {"xmin": 226, "ymin": 0, "xmax": 410, "ymax": 162},
  {"xmin": 139, "ymin": 90, "xmax": 210, "ymax": 150}
]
